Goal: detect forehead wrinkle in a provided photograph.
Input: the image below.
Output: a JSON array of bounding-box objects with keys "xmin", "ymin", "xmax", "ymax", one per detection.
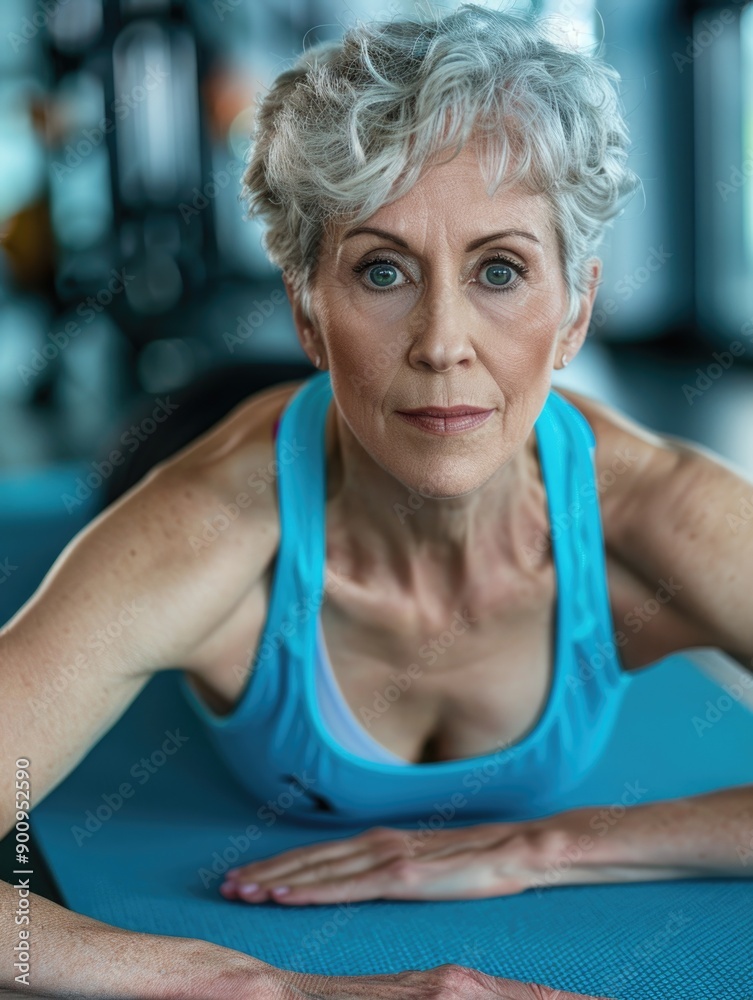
[{"xmin": 331, "ymin": 167, "xmax": 556, "ymax": 269}]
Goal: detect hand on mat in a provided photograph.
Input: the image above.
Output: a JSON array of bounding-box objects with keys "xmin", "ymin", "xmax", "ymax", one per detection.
[
  {"xmin": 219, "ymin": 820, "xmax": 555, "ymax": 903},
  {"xmin": 269, "ymin": 963, "xmax": 617, "ymax": 999}
]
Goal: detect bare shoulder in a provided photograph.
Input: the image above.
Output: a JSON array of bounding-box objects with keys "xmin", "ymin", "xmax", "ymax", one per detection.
[
  {"xmin": 554, "ymin": 386, "xmax": 685, "ymax": 549},
  {"xmin": 159, "ymin": 373, "xmax": 310, "ymax": 569},
  {"xmin": 556, "ymin": 385, "xmax": 753, "ymax": 671},
  {"xmin": 169, "ymin": 376, "xmax": 309, "ymax": 487}
]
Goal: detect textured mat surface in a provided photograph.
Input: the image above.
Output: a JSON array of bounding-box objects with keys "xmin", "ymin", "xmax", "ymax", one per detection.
[
  {"xmin": 31, "ymin": 659, "xmax": 753, "ymax": 1000},
  {"xmin": 4, "ymin": 462, "xmax": 753, "ymax": 998}
]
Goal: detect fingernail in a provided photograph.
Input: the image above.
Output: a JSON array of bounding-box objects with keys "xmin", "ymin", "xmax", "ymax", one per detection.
[
  {"xmin": 225, "ymin": 868, "xmax": 241, "ymax": 877},
  {"xmin": 239, "ymin": 882, "xmax": 259, "ymax": 896},
  {"xmin": 271, "ymin": 885, "xmax": 290, "ymax": 895}
]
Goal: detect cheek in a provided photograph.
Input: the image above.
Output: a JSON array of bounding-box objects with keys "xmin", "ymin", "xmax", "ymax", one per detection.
[
  {"xmin": 329, "ymin": 324, "xmax": 410, "ymax": 400},
  {"xmin": 485, "ymin": 332, "xmax": 556, "ymax": 390}
]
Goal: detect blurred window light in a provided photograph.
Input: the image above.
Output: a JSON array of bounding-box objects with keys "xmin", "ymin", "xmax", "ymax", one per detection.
[
  {"xmin": 336, "ymin": 0, "xmax": 537, "ymax": 27},
  {"xmin": 0, "ymin": 299, "xmax": 52, "ymax": 403},
  {"xmin": 48, "ymin": 72, "xmax": 113, "ymax": 250},
  {"xmin": 695, "ymin": 3, "xmax": 753, "ymax": 341},
  {"xmin": 0, "ymin": 79, "xmax": 47, "ymax": 220},
  {"xmin": 742, "ymin": 2, "xmax": 753, "ymax": 265},
  {"xmin": 49, "ymin": 144, "xmax": 112, "ymax": 249},
  {"xmin": 136, "ymin": 336, "xmax": 199, "ymax": 394},
  {"xmin": 121, "ymin": 0, "xmax": 171, "ymax": 14},
  {"xmin": 1, "ymin": 0, "xmax": 55, "ymax": 72},
  {"xmin": 112, "ymin": 20, "xmax": 201, "ymax": 206},
  {"xmin": 47, "ymin": 0, "xmax": 103, "ymax": 54}
]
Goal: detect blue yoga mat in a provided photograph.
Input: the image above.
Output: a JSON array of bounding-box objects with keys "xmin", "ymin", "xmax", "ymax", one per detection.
[
  {"xmin": 31, "ymin": 656, "xmax": 753, "ymax": 1000},
  {"xmin": 3, "ymin": 462, "xmax": 752, "ymax": 998}
]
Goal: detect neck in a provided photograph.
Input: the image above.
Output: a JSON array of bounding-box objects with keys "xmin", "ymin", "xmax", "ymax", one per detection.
[{"xmin": 324, "ymin": 400, "xmax": 551, "ymax": 607}]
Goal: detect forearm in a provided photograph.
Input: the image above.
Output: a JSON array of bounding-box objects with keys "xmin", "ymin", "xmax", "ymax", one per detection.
[
  {"xmin": 0, "ymin": 879, "xmax": 273, "ymax": 1000},
  {"xmin": 531, "ymin": 783, "xmax": 753, "ymax": 890}
]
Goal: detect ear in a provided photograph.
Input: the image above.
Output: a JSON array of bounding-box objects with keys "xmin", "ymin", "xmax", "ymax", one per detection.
[
  {"xmin": 282, "ymin": 272, "xmax": 325, "ymax": 368},
  {"xmin": 557, "ymin": 258, "xmax": 602, "ymax": 365}
]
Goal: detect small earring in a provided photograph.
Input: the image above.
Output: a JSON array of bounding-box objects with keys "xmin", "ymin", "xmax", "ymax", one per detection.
[
  {"xmin": 561, "ymin": 354, "xmax": 569, "ymax": 368},
  {"xmin": 314, "ymin": 354, "xmax": 321, "ymax": 368}
]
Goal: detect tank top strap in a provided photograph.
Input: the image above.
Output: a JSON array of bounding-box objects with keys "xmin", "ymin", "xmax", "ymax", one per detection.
[
  {"xmin": 268, "ymin": 372, "xmax": 333, "ymax": 654},
  {"xmin": 539, "ymin": 388, "xmax": 627, "ymax": 686}
]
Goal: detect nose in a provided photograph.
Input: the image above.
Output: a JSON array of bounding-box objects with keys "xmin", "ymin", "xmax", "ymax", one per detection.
[{"xmin": 405, "ymin": 279, "xmax": 478, "ymax": 372}]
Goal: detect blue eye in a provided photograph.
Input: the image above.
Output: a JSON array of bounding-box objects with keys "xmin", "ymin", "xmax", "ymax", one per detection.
[
  {"xmin": 351, "ymin": 257, "xmax": 407, "ymax": 291},
  {"xmin": 476, "ymin": 253, "xmax": 529, "ymax": 290},
  {"xmin": 483, "ymin": 262, "xmax": 514, "ymax": 286},
  {"xmin": 351, "ymin": 253, "xmax": 529, "ymax": 294},
  {"xmin": 368, "ymin": 263, "xmax": 399, "ymax": 287}
]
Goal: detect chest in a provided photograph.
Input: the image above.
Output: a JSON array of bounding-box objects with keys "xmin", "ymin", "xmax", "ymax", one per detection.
[{"xmin": 183, "ymin": 529, "xmax": 699, "ymax": 764}]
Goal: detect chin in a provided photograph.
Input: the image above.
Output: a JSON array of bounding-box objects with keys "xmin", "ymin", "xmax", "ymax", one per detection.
[{"xmin": 392, "ymin": 462, "xmax": 496, "ymax": 501}]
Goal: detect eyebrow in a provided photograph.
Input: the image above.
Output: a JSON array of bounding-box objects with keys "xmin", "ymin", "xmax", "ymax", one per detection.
[{"xmin": 341, "ymin": 225, "xmax": 542, "ymax": 251}]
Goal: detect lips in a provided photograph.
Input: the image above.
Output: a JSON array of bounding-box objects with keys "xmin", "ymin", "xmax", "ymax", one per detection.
[{"xmin": 397, "ymin": 405, "xmax": 492, "ymax": 416}]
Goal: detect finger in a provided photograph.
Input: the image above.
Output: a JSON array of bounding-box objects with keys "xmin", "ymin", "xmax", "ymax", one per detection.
[
  {"xmin": 230, "ymin": 847, "xmax": 392, "ymax": 902},
  {"xmin": 259, "ymin": 858, "xmax": 404, "ymax": 905},
  {"xmin": 264, "ymin": 848, "xmax": 395, "ymax": 888},
  {"xmin": 224, "ymin": 833, "xmax": 364, "ymax": 883}
]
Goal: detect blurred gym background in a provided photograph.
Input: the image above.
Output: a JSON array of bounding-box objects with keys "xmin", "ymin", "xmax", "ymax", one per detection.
[
  {"xmin": 1, "ymin": 0, "xmax": 752, "ymax": 908},
  {"xmin": 1, "ymin": 0, "xmax": 752, "ymax": 485}
]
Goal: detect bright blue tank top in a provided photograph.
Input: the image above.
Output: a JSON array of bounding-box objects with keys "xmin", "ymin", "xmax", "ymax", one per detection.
[{"xmin": 180, "ymin": 371, "xmax": 632, "ymax": 825}]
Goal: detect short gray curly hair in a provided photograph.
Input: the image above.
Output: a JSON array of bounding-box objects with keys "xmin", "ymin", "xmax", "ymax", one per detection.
[{"xmin": 241, "ymin": 2, "xmax": 641, "ymax": 330}]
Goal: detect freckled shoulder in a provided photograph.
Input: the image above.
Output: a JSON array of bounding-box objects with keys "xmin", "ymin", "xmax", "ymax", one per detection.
[
  {"xmin": 174, "ymin": 377, "xmax": 309, "ymax": 495},
  {"xmin": 553, "ymin": 386, "xmax": 684, "ymax": 553}
]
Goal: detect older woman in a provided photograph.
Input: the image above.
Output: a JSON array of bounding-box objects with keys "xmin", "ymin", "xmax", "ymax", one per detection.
[
  {"xmin": 208, "ymin": 2, "xmax": 753, "ymax": 902},
  {"xmin": 2, "ymin": 5, "xmax": 752, "ymax": 1000}
]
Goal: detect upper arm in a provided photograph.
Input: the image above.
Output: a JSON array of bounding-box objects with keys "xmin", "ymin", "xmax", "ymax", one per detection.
[
  {"xmin": 0, "ymin": 453, "xmax": 278, "ymax": 839},
  {"xmin": 558, "ymin": 386, "xmax": 753, "ymax": 674}
]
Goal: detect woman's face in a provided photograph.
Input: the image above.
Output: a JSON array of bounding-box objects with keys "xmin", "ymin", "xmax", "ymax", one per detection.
[{"xmin": 290, "ymin": 142, "xmax": 598, "ymax": 500}]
